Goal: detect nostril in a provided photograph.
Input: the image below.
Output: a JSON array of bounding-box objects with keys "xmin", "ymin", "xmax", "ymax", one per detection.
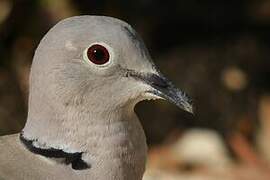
[
  {"xmin": 125, "ymin": 70, "xmax": 169, "ymax": 88},
  {"xmin": 149, "ymin": 74, "xmax": 169, "ymax": 88}
]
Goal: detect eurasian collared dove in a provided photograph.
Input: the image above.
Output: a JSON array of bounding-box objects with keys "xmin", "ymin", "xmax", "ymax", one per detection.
[{"xmin": 0, "ymin": 16, "xmax": 193, "ymax": 180}]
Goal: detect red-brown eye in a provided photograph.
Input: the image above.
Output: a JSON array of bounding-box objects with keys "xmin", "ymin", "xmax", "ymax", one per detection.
[{"xmin": 86, "ymin": 44, "xmax": 110, "ymax": 65}]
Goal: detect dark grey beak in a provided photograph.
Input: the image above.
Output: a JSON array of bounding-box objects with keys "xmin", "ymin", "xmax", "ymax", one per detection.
[{"xmin": 127, "ymin": 71, "xmax": 193, "ymax": 114}]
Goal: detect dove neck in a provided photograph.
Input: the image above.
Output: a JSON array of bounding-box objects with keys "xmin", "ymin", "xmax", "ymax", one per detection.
[
  {"xmin": 23, "ymin": 100, "xmax": 147, "ymax": 162},
  {"xmin": 23, "ymin": 100, "xmax": 135, "ymax": 145},
  {"xmin": 22, "ymin": 92, "xmax": 147, "ymax": 180}
]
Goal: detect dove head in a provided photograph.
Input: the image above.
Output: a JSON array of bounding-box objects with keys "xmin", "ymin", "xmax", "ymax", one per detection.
[{"xmin": 23, "ymin": 16, "xmax": 192, "ymax": 148}]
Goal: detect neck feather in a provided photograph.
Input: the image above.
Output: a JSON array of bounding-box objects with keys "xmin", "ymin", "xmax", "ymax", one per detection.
[{"xmin": 23, "ymin": 103, "xmax": 147, "ymax": 179}]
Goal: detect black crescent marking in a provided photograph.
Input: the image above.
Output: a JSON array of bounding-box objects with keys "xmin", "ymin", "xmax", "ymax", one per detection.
[{"xmin": 19, "ymin": 133, "xmax": 90, "ymax": 170}]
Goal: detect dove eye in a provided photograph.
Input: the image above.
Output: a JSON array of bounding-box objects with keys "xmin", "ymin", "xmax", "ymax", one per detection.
[{"xmin": 86, "ymin": 44, "xmax": 110, "ymax": 65}]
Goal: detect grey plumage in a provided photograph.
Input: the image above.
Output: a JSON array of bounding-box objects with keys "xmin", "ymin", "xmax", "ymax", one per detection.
[{"xmin": 0, "ymin": 16, "xmax": 192, "ymax": 180}]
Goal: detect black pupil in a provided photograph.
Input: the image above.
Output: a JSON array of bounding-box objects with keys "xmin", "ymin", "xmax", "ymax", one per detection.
[
  {"xmin": 87, "ymin": 44, "xmax": 109, "ymax": 65},
  {"xmin": 93, "ymin": 49, "xmax": 105, "ymax": 62}
]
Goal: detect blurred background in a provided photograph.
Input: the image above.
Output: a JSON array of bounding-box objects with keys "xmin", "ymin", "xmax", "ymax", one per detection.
[{"xmin": 1, "ymin": 0, "xmax": 270, "ymax": 179}]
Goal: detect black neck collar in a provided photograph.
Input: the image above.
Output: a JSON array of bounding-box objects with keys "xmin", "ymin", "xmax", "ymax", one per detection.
[{"xmin": 19, "ymin": 133, "xmax": 90, "ymax": 170}]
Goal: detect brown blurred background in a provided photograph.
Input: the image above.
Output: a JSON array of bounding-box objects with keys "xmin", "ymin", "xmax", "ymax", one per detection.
[{"xmin": 1, "ymin": 0, "xmax": 270, "ymax": 179}]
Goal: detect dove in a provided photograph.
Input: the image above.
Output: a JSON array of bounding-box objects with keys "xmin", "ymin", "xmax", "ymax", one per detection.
[{"xmin": 0, "ymin": 15, "xmax": 193, "ymax": 180}]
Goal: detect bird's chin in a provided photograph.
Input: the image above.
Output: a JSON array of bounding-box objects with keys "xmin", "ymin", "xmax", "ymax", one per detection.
[
  {"xmin": 143, "ymin": 91, "xmax": 164, "ymax": 101},
  {"xmin": 129, "ymin": 91, "xmax": 162, "ymax": 108}
]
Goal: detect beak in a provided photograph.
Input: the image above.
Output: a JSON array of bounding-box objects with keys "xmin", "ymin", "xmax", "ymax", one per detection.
[{"xmin": 127, "ymin": 71, "xmax": 193, "ymax": 114}]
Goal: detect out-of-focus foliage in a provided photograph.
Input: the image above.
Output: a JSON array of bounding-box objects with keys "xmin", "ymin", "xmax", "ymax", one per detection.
[{"xmin": 1, "ymin": 0, "xmax": 270, "ymax": 179}]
